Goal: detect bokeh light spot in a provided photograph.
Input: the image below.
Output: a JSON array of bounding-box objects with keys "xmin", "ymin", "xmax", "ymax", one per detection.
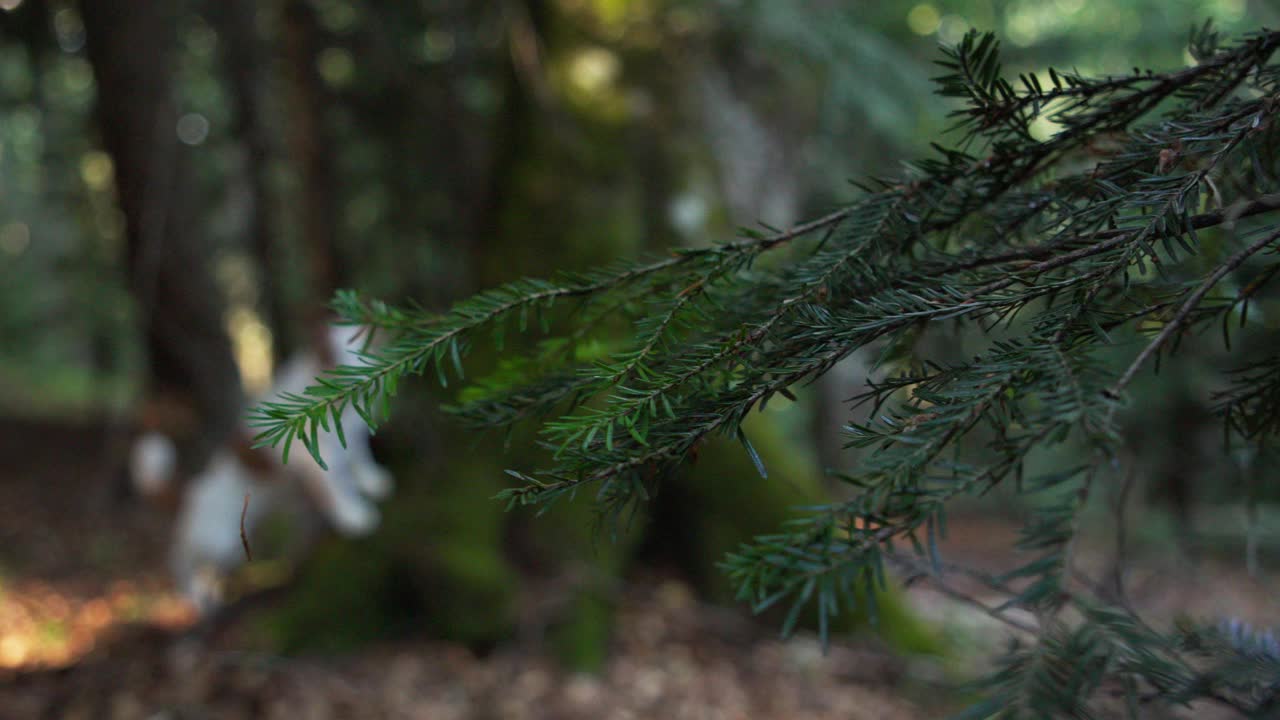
[
  {"xmin": 318, "ymin": 47, "xmax": 355, "ymax": 88},
  {"xmin": 568, "ymin": 46, "xmax": 620, "ymax": 94},
  {"xmin": 907, "ymin": 4, "xmax": 941, "ymax": 36},
  {"xmin": 79, "ymin": 151, "xmax": 114, "ymax": 190},
  {"xmin": 420, "ymin": 29, "xmax": 455, "ymax": 63},
  {"xmin": 62, "ymin": 58, "xmax": 93, "ymax": 95},
  {"xmin": 669, "ymin": 193, "xmax": 708, "ymax": 236},
  {"xmin": 53, "ymin": 8, "xmax": 85, "ymax": 53},
  {"xmin": 176, "ymin": 113, "xmax": 210, "ymax": 146},
  {"xmin": 1007, "ymin": 10, "xmax": 1042, "ymax": 47}
]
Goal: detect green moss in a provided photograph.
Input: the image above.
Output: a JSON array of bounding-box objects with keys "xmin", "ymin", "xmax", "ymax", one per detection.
[
  {"xmin": 549, "ymin": 590, "xmax": 615, "ymax": 672},
  {"xmin": 263, "ymin": 442, "xmax": 520, "ymax": 653},
  {"xmin": 667, "ymin": 408, "xmax": 824, "ymax": 598},
  {"xmin": 528, "ymin": 490, "xmax": 640, "ymax": 671},
  {"xmin": 660, "ymin": 407, "xmax": 945, "ymax": 655},
  {"xmin": 264, "ymin": 537, "xmax": 403, "ymax": 653},
  {"xmin": 388, "ymin": 452, "xmax": 520, "ymax": 647},
  {"xmin": 412, "ymin": 540, "xmax": 518, "ymax": 646}
]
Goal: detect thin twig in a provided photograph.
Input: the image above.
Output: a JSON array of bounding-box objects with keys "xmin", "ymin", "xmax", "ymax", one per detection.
[
  {"xmin": 886, "ymin": 551, "xmax": 1039, "ymax": 635},
  {"xmin": 1110, "ymin": 225, "xmax": 1280, "ymax": 399},
  {"xmin": 240, "ymin": 491, "xmax": 253, "ymax": 562},
  {"xmin": 936, "ymin": 192, "xmax": 1280, "ymax": 277}
]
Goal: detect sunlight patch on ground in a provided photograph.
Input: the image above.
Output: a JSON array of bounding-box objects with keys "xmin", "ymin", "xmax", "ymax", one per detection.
[{"xmin": 0, "ymin": 579, "xmax": 194, "ymax": 669}]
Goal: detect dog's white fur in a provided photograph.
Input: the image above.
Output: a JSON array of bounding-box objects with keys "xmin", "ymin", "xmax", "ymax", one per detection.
[{"xmin": 135, "ymin": 324, "xmax": 394, "ymax": 611}]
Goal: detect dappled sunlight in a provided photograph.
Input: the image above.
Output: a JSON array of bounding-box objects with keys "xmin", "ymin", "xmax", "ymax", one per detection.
[
  {"xmin": 0, "ymin": 578, "xmax": 195, "ymax": 669},
  {"xmin": 226, "ymin": 306, "xmax": 274, "ymax": 396},
  {"xmin": 0, "ymin": 576, "xmax": 922, "ymax": 719}
]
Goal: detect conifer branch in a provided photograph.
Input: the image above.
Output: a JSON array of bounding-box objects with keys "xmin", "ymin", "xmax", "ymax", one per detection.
[
  {"xmin": 1111, "ymin": 223, "xmax": 1280, "ymax": 398},
  {"xmin": 253, "ymin": 26, "xmax": 1280, "ymax": 715}
]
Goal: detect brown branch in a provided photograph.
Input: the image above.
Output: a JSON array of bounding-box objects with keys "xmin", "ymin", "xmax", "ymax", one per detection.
[{"xmin": 240, "ymin": 492, "xmax": 253, "ymax": 562}]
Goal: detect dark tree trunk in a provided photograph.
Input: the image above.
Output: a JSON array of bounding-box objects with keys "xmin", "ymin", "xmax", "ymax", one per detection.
[
  {"xmin": 80, "ymin": 0, "xmax": 243, "ymax": 471},
  {"xmin": 208, "ymin": 0, "xmax": 293, "ymax": 363},
  {"xmin": 469, "ymin": 0, "xmax": 549, "ymax": 290},
  {"xmin": 282, "ymin": 0, "xmax": 344, "ymax": 363}
]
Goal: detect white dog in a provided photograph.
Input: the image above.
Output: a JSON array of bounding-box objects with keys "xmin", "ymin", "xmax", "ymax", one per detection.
[{"xmin": 131, "ymin": 324, "xmax": 394, "ymax": 611}]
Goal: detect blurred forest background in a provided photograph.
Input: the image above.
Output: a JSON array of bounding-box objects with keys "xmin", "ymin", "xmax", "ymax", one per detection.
[{"xmin": 1, "ymin": 1, "xmax": 1277, "ymax": 718}]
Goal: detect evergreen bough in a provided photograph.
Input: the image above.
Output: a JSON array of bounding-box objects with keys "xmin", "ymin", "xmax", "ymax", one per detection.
[{"xmin": 254, "ymin": 25, "xmax": 1280, "ymax": 717}]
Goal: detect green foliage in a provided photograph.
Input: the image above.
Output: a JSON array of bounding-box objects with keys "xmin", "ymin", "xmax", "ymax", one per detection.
[
  {"xmin": 267, "ymin": 475, "xmax": 520, "ymax": 653},
  {"xmin": 264, "ymin": 537, "xmax": 406, "ymax": 654},
  {"xmin": 256, "ymin": 24, "xmax": 1280, "ymax": 716}
]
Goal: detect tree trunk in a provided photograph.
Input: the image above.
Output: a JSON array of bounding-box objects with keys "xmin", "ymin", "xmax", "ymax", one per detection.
[
  {"xmin": 80, "ymin": 0, "xmax": 243, "ymax": 472},
  {"xmin": 282, "ymin": 0, "xmax": 343, "ymax": 363},
  {"xmin": 209, "ymin": 0, "xmax": 293, "ymax": 363}
]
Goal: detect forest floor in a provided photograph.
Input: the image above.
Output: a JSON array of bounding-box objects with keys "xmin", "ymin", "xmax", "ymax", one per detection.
[{"xmin": 0, "ymin": 417, "xmax": 1275, "ymax": 719}]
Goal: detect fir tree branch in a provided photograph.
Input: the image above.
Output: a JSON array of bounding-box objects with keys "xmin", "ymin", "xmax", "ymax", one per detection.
[
  {"xmin": 933, "ymin": 191, "xmax": 1280, "ymax": 276},
  {"xmin": 253, "ymin": 208, "xmax": 859, "ymax": 461},
  {"xmin": 887, "ymin": 551, "xmax": 1039, "ymax": 635},
  {"xmin": 1110, "ymin": 223, "xmax": 1280, "ymax": 398},
  {"xmin": 253, "ymin": 27, "xmax": 1280, "ymax": 715}
]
